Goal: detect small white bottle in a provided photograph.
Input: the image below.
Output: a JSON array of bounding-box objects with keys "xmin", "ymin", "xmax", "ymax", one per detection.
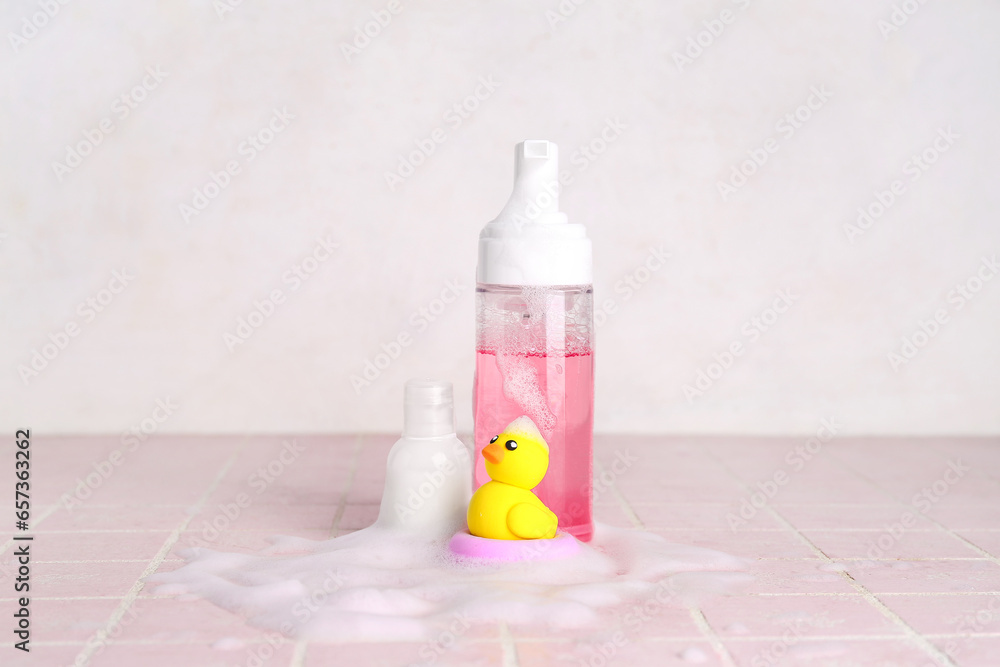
[{"xmin": 376, "ymin": 379, "xmax": 472, "ymax": 538}]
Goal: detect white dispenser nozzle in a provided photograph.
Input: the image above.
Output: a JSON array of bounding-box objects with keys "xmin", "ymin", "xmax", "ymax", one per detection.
[
  {"xmin": 478, "ymin": 140, "xmax": 592, "ymax": 286},
  {"xmin": 495, "ymin": 140, "xmax": 564, "ymax": 225}
]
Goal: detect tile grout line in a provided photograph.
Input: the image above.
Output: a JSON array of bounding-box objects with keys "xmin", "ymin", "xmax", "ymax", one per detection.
[
  {"xmin": 606, "ymin": 452, "xmax": 734, "ymax": 663},
  {"xmin": 18, "ymin": 526, "xmax": 1000, "ymax": 535},
  {"xmin": 1, "ymin": 435, "xmax": 291, "ymax": 557},
  {"xmin": 770, "ymin": 506, "xmax": 957, "ymax": 667},
  {"xmin": 0, "ymin": 491, "xmax": 69, "ymax": 560},
  {"xmin": 26, "ymin": 501, "xmax": 1000, "ymax": 511},
  {"xmin": 328, "ymin": 434, "xmax": 365, "ymax": 538},
  {"xmin": 1, "ymin": 595, "xmax": 180, "ymax": 601},
  {"xmin": 8, "ymin": 590, "xmax": 1000, "ymax": 603},
  {"xmin": 1, "ymin": 438, "xmax": 156, "ymax": 558},
  {"xmin": 753, "ymin": 591, "xmax": 1000, "ymax": 597},
  {"xmin": 36, "ymin": 501, "xmax": 1000, "ymax": 508},
  {"xmin": 920, "ymin": 441, "xmax": 1000, "ymax": 559},
  {"xmin": 826, "ymin": 450, "xmax": 1000, "ymax": 567},
  {"xmin": 499, "ymin": 621, "xmax": 520, "ymax": 667},
  {"xmin": 926, "ymin": 440, "xmax": 1000, "ymax": 491},
  {"xmin": 9, "ymin": 555, "xmax": 995, "ymax": 564},
  {"xmin": 685, "ymin": 443, "xmax": 742, "ymax": 667},
  {"xmin": 688, "ymin": 607, "xmax": 736, "ymax": 666},
  {"xmin": 596, "ymin": 460, "xmax": 645, "ymax": 530},
  {"xmin": 25, "ymin": 631, "xmax": 1000, "ymax": 648},
  {"xmin": 16, "ymin": 527, "xmax": 355, "ymax": 534},
  {"xmin": 703, "ymin": 447, "xmax": 958, "ymax": 667},
  {"xmin": 70, "ymin": 448, "xmax": 241, "ymax": 667},
  {"xmin": 750, "ymin": 557, "xmax": 988, "ymax": 561},
  {"xmin": 32, "ymin": 560, "xmax": 176, "ymax": 564}
]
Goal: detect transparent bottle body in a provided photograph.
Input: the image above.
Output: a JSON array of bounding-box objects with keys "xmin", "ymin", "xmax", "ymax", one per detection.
[{"xmin": 473, "ymin": 284, "xmax": 594, "ymax": 541}]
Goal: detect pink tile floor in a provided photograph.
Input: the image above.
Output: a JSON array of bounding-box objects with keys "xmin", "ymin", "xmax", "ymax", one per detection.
[{"xmin": 2, "ymin": 434, "xmax": 999, "ymax": 666}]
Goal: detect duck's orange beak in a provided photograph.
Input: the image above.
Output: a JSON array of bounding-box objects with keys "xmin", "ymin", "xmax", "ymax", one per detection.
[{"xmin": 482, "ymin": 441, "xmax": 505, "ymax": 465}]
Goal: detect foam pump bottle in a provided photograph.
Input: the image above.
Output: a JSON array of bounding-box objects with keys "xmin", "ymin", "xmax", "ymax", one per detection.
[{"xmin": 474, "ymin": 140, "xmax": 595, "ymax": 541}]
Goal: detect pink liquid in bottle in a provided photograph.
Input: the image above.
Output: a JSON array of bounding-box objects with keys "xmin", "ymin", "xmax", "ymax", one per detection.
[{"xmin": 473, "ymin": 285, "xmax": 594, "ymax": 541}]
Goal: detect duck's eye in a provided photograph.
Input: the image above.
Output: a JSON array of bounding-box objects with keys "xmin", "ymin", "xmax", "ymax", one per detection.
[
  {"xmin": 505, "ymin": 440, "xmax": 517, "ymax": 451},
  {"xmin": 489, "ymin": 435, "xmax": 498, "ymax": 444}
]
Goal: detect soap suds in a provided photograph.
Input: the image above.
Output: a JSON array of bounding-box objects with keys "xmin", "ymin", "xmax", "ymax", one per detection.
[
  {"xmin": 679, "ymin": 646, "xmax": 710, "ymax": 663},
  {"xmin": 478, "ymin": 285, "xmax": 597, "ymax": 436},
  {"xmin": 724, "ymin": 622, "xmax": 750, "ymax": 635},
  {"xmin": 151, "ymin": 524, "xmax": 750, "ymax": 643},
  {"xmin": 495, "ymin": 352, "xmax": 556, "ymax": 433}
]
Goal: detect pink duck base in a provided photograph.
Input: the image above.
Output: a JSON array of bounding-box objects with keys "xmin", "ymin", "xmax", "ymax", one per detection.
[{"xmin": 448, "ymin": 530, "xmax": 581, "ymax": 562}]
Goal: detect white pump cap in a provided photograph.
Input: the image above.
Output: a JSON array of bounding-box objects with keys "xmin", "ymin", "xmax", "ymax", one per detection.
[
  {"xmin": 477, "ymin": 140, "xmax": 592, "ymax": 286},
  {"xmin": 403, "ymin": 379, "xmax": 455, "ymax": 438}
]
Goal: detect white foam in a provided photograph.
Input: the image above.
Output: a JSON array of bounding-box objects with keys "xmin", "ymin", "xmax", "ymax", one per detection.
[
  {"xmin": 679, "ymin": 646, "xmax": 710, "ymax": 663},
  {"xmin": 150, "ymin": 523, "xmax": 750, "ymax": 642},
  {"xmin": 495, "ymin": 351, "xmax": 557, "ymax": 433},
  {"xmin": 503, "ymin": 415, "xmax": 544, "ymax": 444}
]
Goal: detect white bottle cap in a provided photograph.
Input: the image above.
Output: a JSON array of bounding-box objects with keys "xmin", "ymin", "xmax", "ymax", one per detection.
[
  {"xmin": 477, "ymin": 140, "xmax": 593, "ymax": 286},
  {"xmin": 403, "ymin": 379, "xmax": 455, "ymax": 438}
]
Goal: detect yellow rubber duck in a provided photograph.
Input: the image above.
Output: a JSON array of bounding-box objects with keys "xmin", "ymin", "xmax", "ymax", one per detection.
[{"xmin": 467, "ymin": 416, "xmax": 558, "ymax": 540}]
